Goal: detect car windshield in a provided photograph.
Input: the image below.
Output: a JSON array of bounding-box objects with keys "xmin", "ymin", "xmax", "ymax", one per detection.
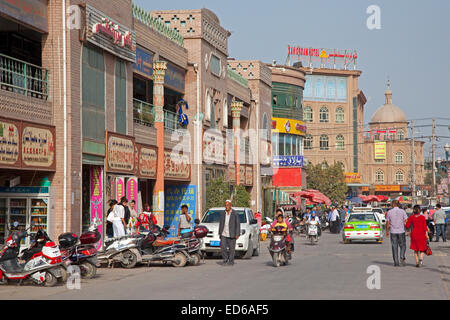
[
  {"xmin": 202, "ymin": 210, "xmax": 247, "ymax": 223},
  {"xmin": 348, "ymin": 214, "xmax": 376, "ymax": 222}
]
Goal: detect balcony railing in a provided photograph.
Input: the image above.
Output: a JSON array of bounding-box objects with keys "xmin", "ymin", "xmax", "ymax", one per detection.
[
  {"xmin": 133, "ymin": 98, "xmax": 155, "ymax": 127},
  {"xmin": 133, "ymin": 99, "xmax": 184, "ymax": 132},
  {"xmin": 0, "ymin": 53, "xmax": 49, "ymax": 100}
]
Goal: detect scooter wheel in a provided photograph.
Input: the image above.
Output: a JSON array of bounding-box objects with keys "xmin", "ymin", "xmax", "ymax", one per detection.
[
  {"xmin": 191, "ymin": 253, "xmax": 201, "ymax": 266},
  {"xmin": 273, "ymin": 253, "xmax": 280, "ymax": 268},
  {"xmin": 172, "ymin": 252, "xmax": 187, "ymax": 267},
  {"xmin": 80, "ymin": 262, "xmax": 97, "ymax": 279},
  {"xmin": 59, "ymin": 267, "xmax": 68, "ymax": 283},
  {"xmin": 44, "ymin": 272, "xmax": 58, "ymax": 287},
  {"xmin": 120, "ymin": 250, "xmax": 138, "ymax": 269}
]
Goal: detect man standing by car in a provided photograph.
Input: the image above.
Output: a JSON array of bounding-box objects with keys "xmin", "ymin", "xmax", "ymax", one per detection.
[
  {"xmin": 386, "ymin": 200, "xmax": 408, "ymax": 267},
  {"xmin": 433, "ymin": 204, "xmax": 447, "ymax": 242},
  {"xmin": 219, "ymin": 200, "xmax": 240, "ymax": 266}
]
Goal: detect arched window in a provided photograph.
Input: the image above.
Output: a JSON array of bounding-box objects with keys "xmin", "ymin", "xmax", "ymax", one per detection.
[
  {"xmin": 305, "ymin": 134, "xmax": 313, "ymax": 150},
  {"xmin": 210, "ymin": 97, "xmax": 216, "ymax": 128},
  {"xmin": 320, "ymin": 107, "xmax": 329, "ymax": 123},
  {"xmin": 205, "ymin": 90, "xmax": 211, "ymax": 120},
  {"xmin": 395, "ymin": 170, "xmax": 404, "ymax": 183},
  {"xmin": 320, "ymin": 135, "xmax": 329, "ymax": 150},
  {"xmin": 395, "ymin": 151, "xmax": 404, "ymax": 164},
  {"xmin": 336, "ymin": 134, "xmax": 345, "ymax": 151},
  {"xmin": 397, "ymin": 130, "xmax": 404, "ymax": 140},
  {"xmin": 321, "ymin": 162, "xmax": 328, "ymax": 170},
  {"xmin": 375, "ymin": 170, "xmax": 384, "ymax": 183},
  {"xmin": 335, "ymin": 107, "xmax": 345, "ymax": 123},
  {"xmin": 304, "ymin": 106, "xmax": 313, "ymax": 122}
]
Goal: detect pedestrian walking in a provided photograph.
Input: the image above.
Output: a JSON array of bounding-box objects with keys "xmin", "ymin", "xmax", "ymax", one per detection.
[
  {"xmin": 339, "ymin": 207, "xmax": 346, "ymax": 232},
  {"xmin": 107, "ymin": 199, "xmax": 126, "ymax": 238},
  {"xmin": 105, "ymin": 199, "xmax": 117, "ymax": 238},
  {"xmin": 330, "ymin": 206, "xmax": 340, "ymax": 233},
  {"xmin": 405, "ymin": 205, "xmax": 429, "ymax": 267},
  {"xmin": 385, "ymin": 200, "xmax": 408, "ymax": 267},
  {"xmin": 433, "ymin": 204, "xmax": 447, "ymax": 242},
  {"xmin": 178, "ymin": 204, "xmax": 192, "ymax": 237},
  {"xmin": 218, "ymin": 200, "xmax": 241, "ymax": 266}
]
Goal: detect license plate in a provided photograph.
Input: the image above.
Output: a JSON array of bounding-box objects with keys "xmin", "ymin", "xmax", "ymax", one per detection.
[
  {"xmin": 356, "ymin": 225, "xmax": 366, "ymax": 229},
  {"xmin": 210, "ymin": 241, "xmax": 221, "ymax": 247}
]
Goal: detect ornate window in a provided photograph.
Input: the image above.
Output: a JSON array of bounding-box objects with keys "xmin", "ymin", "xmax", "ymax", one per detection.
[
  {"xmin": 397, "ymin": 130, "xmax": 404, "ymax": 140},
  {"xmin": 320, "ymin": 135, "xmax": 329, "ymax": 150},
  {"xmin": 319, "ymin": 107, "xmax": 329, "ymax": 123},
  {"xmin": 395, "ymin": 170, "xmax": 404, "ymax": 183},
  {"xmin": 336, "ymin": 135, "xmax": 345, "ymax": 151},
  {"xmin": 305, "ymin": 134, "xmax": 313, "ymax": 150},
  {"xmin": 375, "ymin": 170, "xmax": 384, "ymax": 183},
  {"xmin": 304, "ymin": 106, "xmax": 313, "ymax": 122},
  {"xmin": 336, "ymin": 107, "xmax": 345, "ymax": 123},
  {"xmin": 395, "ymin": 152, "xmax": 404, "ymax": 164}
]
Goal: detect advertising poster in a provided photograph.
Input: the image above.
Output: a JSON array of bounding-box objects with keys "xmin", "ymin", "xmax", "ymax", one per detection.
[
  {"xmin": 90, "ymin": 166, "xmax": 103, "ymax": 250},
  {"xmin": 126, "ymin": 177, "xmax": 138, "ymax": 203},
  {"xmin": 374, "ymin": 141, "xmax": 387, "ymax": 160},
  {"xmin": 115, "ymin": 177, "xmax": 125, "ymax": 201},
  {"xmin": 164, "ymin": 185, "xmax": 197, "ymax": 238}
]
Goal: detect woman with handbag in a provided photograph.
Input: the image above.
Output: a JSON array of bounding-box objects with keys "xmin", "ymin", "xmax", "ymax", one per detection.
[{"xmin": 405, "ymin": 205, "xmax": 429, "ymax": 267}]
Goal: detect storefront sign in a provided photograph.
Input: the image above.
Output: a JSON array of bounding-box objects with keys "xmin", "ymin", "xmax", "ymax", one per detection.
[
  {"xmin": 245, "ymin": 166, "xmax": 253, "ymax": 186},
  {"xmin": 203, "ymin": 131, "xmax": 227, "ymax": 165},
  {"xmin": 0, "ymin": 0, "xmax": 48, "ymax": 33},
  {"xmin": 0, "ymin": 119, "xmax": 20, "ymax": 167},
  {"xmin": 22, "ymin": 124, "xmax": 55, "ymax": 169},
  {"xmin": 90, "ymin": 166, "xmax": 103, "ymax": 250},
  {"xmin": 288, "ymin": 46, "xmax": 358, "ymax": 70},
  {"xmin": 133, "ymin": 46, "xmax": 154, "ymax": 78},
  {"xmin": 164, "ymin": 185, "xmax": 197, "ymax": 238},
  {"xmin": 85, "ymin": 4, "xmax": 136, "ymax": 63},
  {"xmin": 374, "ymin": 185, "xmax": 400, "ymax": 192},
  {"xmin": 374, "ymin": 141, "xmax": 387, "ymax": 160},
  {"xmin": 273, "ymin": 156, "xmax": 304, "ymax": 168},
  {"xmin": 164, "ymin": 151, "xmax": 191, "ymax": 180},
  {"xmin": 272, "ymin": 118, "xmax": 306, "ymax": 136},
  {"xmin": 344, "ymin": 172, "xmax": 361, "ymax": 184},
  {"xmin": 164, "ymin": 61, "xmax": 185, "ymax": 93},
  {"xmin": 106, "ymin": 132, "xmax": 136, "ymax": 174},
  {"xmin": 138, "ymin": 145, "xmax": 157, "ymax": 178}
]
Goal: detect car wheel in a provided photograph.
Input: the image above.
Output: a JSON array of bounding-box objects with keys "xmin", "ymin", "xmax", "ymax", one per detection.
[{"xmin": 242, "ymin": 239, "xmax": 253, "ymax": 259}]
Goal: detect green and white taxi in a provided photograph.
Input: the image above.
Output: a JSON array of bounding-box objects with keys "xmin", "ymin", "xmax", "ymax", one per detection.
[{"xmin": 342, "ymin": 211, "xmax": 383, "ymax": 244}]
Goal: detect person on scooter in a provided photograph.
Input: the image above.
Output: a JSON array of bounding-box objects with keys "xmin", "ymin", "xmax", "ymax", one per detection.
[
  {"xmin": 271, "ymin": 209, "xmax": 293, "ymax": 255},
  {"xmin": 307, "ymin": 211, "xmax": 321, "ymax": 238}
]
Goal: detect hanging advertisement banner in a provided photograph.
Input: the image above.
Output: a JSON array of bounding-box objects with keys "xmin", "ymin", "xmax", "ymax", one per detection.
[
  {"xmin": 126, "ymin": 177, "xmax": 138, "ymax": 203},
  {"xmin": 164, "ymin": 151, "xmax": 191, "ymax": 181},
  {"xmin": 272, "ymin": 118, "xmax": 306, "ymax": 136},
  {"xmin": 90, "ymin": 166, "xmax": 103, "ymax": 250},
  {"xmin": 164, "ymin": 185, "xmax": 197, "ymax": 238},
  {"xmin": 164, "ymin": 61, "xmax": 185, "ymax": 93},
  {"xmin": 374, "ymin": 141, "xmax": 387, "ymax": 160},
  {"xmin": 133, "ymin": 46, "xmax": 154, "ymax": 78},
  {"xmin": 115, "ymin": 177, "xmax": 125, "ymax": 201}
]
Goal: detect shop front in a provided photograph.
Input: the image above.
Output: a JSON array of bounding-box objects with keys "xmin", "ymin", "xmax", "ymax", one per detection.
[{"xmin": 0, "ymin": 117, "xmax": 56, "ymax": 244}]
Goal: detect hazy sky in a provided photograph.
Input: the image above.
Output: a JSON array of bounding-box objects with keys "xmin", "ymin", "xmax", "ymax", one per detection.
[{"xmin": 135, "ymin": 0, "xmax": 450, "ymax": 158}]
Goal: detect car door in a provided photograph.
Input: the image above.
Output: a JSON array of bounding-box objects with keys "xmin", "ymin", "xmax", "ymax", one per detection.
[{"xmin": 247, "ymin": 210, "xmax": 258, "ymax": 246}]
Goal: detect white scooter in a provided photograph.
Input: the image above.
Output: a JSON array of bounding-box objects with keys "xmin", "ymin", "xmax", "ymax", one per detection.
[
  {"xmin": 307, "ymin": 220, "xmax": 320, "ymax": 245},
  {"xmin": 97, "ymin": 235, "xmax": 142, "ymax": 269}
]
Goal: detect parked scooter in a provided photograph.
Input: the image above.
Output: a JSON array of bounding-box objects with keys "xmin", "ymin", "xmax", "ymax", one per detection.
[
  {"xmin": 307, "ymin": 220, "xmax": 320, "ymax": 245},
  {"xmin": 177, "ymin": 220, "xmax": 208, "ymax": 266},
  {"xmin": 58, "ymin": 219, "xmax": 101, "ymax": 278},
  {"xmin": 0, "ymin": 222, "xmax": 64, "ymax": 286},
  {"xmin": 268, "ymin": 225, "xmax": 288, "ymax": 267},
  {"xmin": 97, "ymin": 234, "xmax": 142, "ymax": 269},
  {"xmin": 319, "ymin": 215, "xmax": 329, "ymax": 231}
]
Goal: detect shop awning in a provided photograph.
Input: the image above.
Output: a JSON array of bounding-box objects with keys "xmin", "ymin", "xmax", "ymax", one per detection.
[
  {"xmin": 347, "ymin": 183, "xmax": 370, "ymax": 187},
  {"xmin": 82, "ymin": 154, "xmax": 105, "ymax": 166}
]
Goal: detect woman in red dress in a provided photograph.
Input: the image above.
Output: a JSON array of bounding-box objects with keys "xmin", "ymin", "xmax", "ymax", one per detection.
[{"xmin": 405, "ymin": 205, "xmax": 429, "ymax": 267}]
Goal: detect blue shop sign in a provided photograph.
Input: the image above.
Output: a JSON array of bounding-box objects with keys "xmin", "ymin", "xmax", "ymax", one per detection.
[
  {"xmin": 164, "ymin": 185, "xmax": 197, "ymax": 238},
  {"xmin": 133, "ymin": 47, "xmax": 154, "ymax": 78},
  {"xmin": 0, "ymin": 187, "xmax": 49, "ymax": 194},
  {"xmin": 273, "ymin": 156, "xmax": 304, "ymax": 168},
  {"xmin": 164, "ymin": 62, "xmax": 185, "ymax": 93}
]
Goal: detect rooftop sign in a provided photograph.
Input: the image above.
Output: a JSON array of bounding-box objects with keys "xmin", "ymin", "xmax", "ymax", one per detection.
[{"xmin": 287, "ymin": 46, "xmax": 358, "ymax": 70}]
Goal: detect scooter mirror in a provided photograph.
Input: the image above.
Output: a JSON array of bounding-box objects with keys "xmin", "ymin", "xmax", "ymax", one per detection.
[
  {"xmin": 194, "ymin": 219, "xmax": 200, "ymax": 224},
  {"xmin": 13, "ymin": 221, "xmax": 19, "ymax": 228}
]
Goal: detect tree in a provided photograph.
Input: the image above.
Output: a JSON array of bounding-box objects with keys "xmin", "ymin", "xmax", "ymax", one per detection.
[
  {"xmin": 205, "ymin": 177, "xmax": 230, "ymax": 210},
  {"xmin": 306, "ymin": 161, "xmax": 348, "ymax": 205},
  {"xmin": 232, "ymin": 185, "xmax": 251, "ymax": 208}
]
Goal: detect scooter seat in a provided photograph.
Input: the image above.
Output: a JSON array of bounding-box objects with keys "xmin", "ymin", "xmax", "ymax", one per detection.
[{"xmin": 153, "ymin": 239, "xmax": 179, "ymax": 247}]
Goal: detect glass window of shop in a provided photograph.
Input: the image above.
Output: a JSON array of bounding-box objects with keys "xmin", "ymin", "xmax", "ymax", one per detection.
[
  {"xmin": 115, "ymin": 60, "xmax": 127, "ymax": 134},
  {"xmin": 133, "ymin": 76, "xmax": 153, "ymax": 104},
  {"xmin": 273, "ymin": 133, "xmax": 303, "ymax": 156},
  {"xmin": 82, "ymin": 45, "xmax": 105, "ymax": 141}
]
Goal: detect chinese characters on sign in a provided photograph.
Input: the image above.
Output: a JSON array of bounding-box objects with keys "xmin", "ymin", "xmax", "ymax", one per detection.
[
  {"xmin": 164, "ymin": 151, "xmax": 191, "ymax": 180},
  {"xmin": 0, "ymin": 120, "xmax": 20, "ymax": 166},
  {"xmin": 22, "ymin": 126, "xmax": 55, "ymax": 168},
  {"xmin": 344, "ymin": 172, "xmax": 362, "ymax": 184},
  {"xmin": 374, "ymin": 141, "xmax": 387, "ymax": 160},
  {"xmin": 138, "ymin": 145, "xmax": 157, "ymax": 178},
  {"xmin": 164, "ymin": 185, "xmax": 197, "ymax": 238},
  {"xmin": 106, "ymin": 133, "xmax": 136, "ymax": 173}
]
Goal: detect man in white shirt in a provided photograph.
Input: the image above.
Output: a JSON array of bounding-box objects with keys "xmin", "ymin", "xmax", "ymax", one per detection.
[
  {"xmin": 330, "ymin": 206, "xmax": 340, "ymax": 233},
  {"xmin": 110, "ymin": 202, "xmax": 126, "ymax": 237}
]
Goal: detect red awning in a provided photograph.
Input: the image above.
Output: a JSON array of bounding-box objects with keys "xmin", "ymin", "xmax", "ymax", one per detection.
[{"xmin": 290, "ymin": 189, "xmax": 331, "ymax": 206}]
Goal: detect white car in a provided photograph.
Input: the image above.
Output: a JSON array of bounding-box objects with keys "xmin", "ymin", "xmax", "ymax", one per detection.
[{"xmin": 200, "ymin": 207, "xmax": 260, "ymax": 259}]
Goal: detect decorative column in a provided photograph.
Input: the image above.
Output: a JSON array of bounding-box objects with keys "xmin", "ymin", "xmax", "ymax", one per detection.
[
  {"xmin": 153, "ymin": 61, "xmax": 167, "ymax": 225},
  {"xmin": 231, "ymin": 101, "xmax": 243, "ymax": 185}
]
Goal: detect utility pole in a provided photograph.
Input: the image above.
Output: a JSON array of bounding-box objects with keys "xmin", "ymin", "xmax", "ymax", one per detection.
[
  {"xmin": 410, "ymin": 120, "xmax": 416, "ymax": 204},
  {"xmin": 431, "ymin": 119, "xmax": 437, "ymax": 202}
]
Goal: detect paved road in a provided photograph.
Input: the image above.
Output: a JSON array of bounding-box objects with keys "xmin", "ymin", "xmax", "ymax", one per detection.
[{"xmin": 0, "ymin": 231, "xmax": 448, "ymax": 300}]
